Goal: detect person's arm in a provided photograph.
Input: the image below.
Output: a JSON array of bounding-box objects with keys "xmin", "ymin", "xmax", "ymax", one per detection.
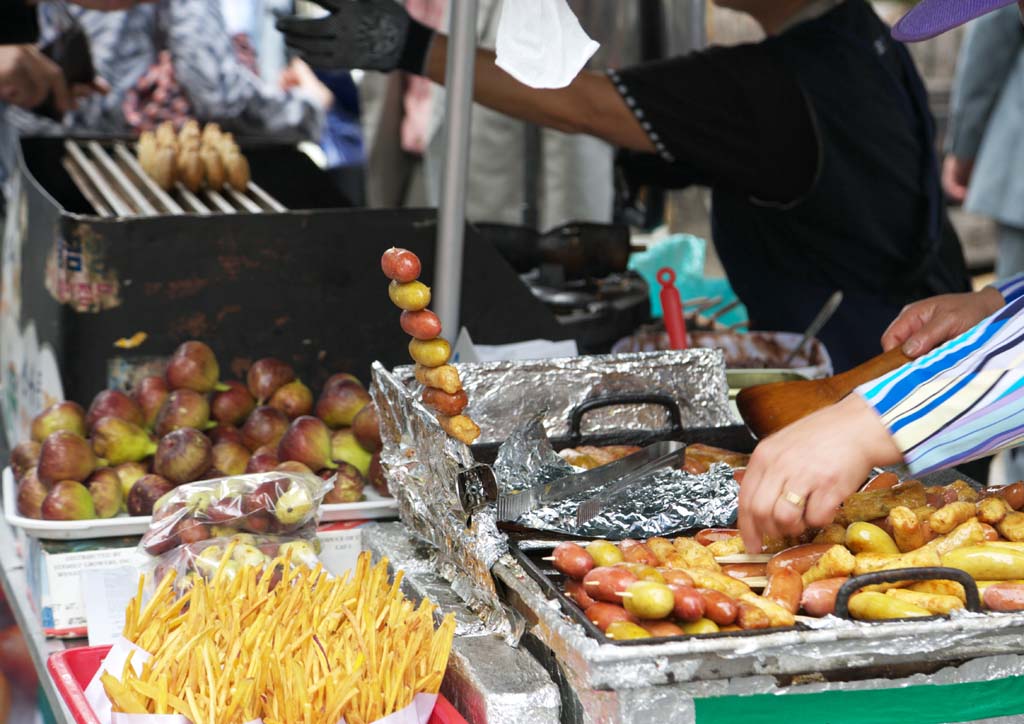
[
  {"xmin": 943, "ymin": 5, "xmax": 1024, "ymax": 199},
  {"xmin": 0, "ymin": 45, "xmax": 72, "ymax": 113}
]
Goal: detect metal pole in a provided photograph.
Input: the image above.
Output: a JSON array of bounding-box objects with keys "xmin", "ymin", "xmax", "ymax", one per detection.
[{"xmin": 434, "ymin": 0, "xmax": 479, "ymax": 337}]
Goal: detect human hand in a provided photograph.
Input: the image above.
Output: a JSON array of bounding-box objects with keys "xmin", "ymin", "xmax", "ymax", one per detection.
[
  {"xmin": 0, "ymin": 45, "xmax": 72, "ymax": 113},
  {"xmin": 276, "ymin": 0, "xmax": 412, "ymax": 71},
  {"xmin": 738, "ymin": 394, "xmax": 902, "ymax": 552},
  {"xmin": 280, "ymin": 57, "xmax": 334, "ymax": 110},
  {"xmin": 942, "ymin": 154, "xmax": 974, "ymax": 203},
  {"xmin": 881, "ymin": 286, "xmax": 1005, "ymax": 358}
]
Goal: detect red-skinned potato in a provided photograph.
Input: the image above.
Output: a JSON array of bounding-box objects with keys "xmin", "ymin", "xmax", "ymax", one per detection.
[
  {"xmin": 381, "ymin": 248, "xmax": 422, "ymax": 283},
  {"xmin": 565, "ymin": 578, "xmax": 597, "ymax": 609},
  {"xmin": 422, "ymin": 387, "xmax": 469, "ymax": 416},
  {"xmin": 400, "ymin": 309, "xmax": 443, "ymax": 340},
  {"xmin": 669, "ymin": 584, "xmax": 706, "ymax": 622},
  {"xmin": 582, "ymin": 566, "xmax": 639, "ymax": 604},
  {"xmin": 552, "ymin": 542, "xmax": 595, "ymax": 580},
  {"xmin": 586, "ymin": 602, "xmax": 638, "ymax": 632},
  {"xmin": 800, "ymin": 577, "xmax": 849, "ymax": 617},
  {"xmin": 696, "ymin": 589, "xmax": 739, "ymax": 626}
]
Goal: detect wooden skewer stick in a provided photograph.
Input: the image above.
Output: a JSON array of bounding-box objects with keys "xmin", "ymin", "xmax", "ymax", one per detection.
[{"xmin": 715, "ymin": 554, "xmax": 772, "ymax": 563}]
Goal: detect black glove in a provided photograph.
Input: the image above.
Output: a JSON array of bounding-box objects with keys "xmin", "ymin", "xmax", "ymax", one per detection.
[{"xmin": 275, "ymin": 0, "xmax": 435, "ymax": 74}]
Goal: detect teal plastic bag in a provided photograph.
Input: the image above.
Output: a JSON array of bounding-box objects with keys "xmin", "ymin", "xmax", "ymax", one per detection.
[{"xmin": 628, "ymin": 234, "xmax": 748, "ymax": 329}]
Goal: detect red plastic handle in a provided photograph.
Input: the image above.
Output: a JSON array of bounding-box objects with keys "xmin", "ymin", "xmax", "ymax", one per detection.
[{"xmin": 658, "ymin": 268, "xmax": 687, "ymax": 350}]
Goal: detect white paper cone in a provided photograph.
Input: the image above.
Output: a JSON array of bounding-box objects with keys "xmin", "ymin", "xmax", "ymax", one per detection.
[
  {"xmin": 84, "ymin": 637, "xmax": 153, "ymax": 724},
  {"xmin": 495, "ymin": 0, "xmax": 599, "ymax": 89}
]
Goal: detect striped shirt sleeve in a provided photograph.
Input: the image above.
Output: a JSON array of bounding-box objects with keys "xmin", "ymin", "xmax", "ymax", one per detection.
[
  {"xmin": 855, "ymin": 296, "xmax": 1024, "ymax": 475},
  {"xmin": 995, "ymin": 273, "xmax": 1024, "ymax": 305}
]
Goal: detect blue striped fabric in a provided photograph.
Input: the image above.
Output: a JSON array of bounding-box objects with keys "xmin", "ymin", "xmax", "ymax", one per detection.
[{"xmin": 856, "ymin": 273, "xmax": 1024, "ymax": 474}]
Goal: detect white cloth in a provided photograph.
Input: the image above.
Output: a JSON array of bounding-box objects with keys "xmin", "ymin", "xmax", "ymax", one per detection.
[{"xmin": 494, "ymin": 0, "xmax": 599, "ymax": 89}]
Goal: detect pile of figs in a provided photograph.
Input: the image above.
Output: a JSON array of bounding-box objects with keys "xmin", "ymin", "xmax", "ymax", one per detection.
[{"xmin": 12, "ymin": 341, "xmax": 387, "ymax": 522}]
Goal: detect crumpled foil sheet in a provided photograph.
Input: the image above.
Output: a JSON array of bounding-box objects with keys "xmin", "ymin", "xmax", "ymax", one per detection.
[
  {"xmin": 371, "ymin": 362, "xmax": 518, "ymax": 642},
  {"xmin": 494, "ymin": 414, "xmax": 738, "ymax": 537},
  {"xmin": 492, "ymin": 555, "xmax": 1024, "ymax": 695},
  {"xmin": 394, "ymin": 349, "xmax": 735, "ymax": 444}
]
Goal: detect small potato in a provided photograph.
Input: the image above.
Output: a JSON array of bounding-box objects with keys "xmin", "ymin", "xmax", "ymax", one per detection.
[
  {"xmin": 889, "ymin": 505, "xmax": 928, "ymax": 552},
  {"xmin": 983, "ymin": 582, "xmax": 1024, "ymax": 612},
  {"xmin": 848, "ymin": 591, "xmax": 931, "ymax": 620},
  {"xmin": 695, "ymin": 589, "xmax": 738, "ymax": 626},
  {"xmin": 929, "ymin": 501, "xmax": 976, "ymax": 534},
  {"xmin": 621, "ymin": 540, "xmax": 660, "ymax": 567},
  {"xmin": 695, "ymin": 528, "xmax": 739, "ymax": 546},
  {"xmin": 800, "ymin": 577, "xmax": 848, "ymax": 617},
  {"xmin": 156, "ymin": 120, "xmax": 177, "ymax": 148},
  {"xmin": 644, "ymin": 537, "xmax": 676, "ymax": 565},
  {"xmin": 908, "ymin": 579, "xmax": 966, "ymax": 603},
  {"xmin": 414, "ymin": 364, "xmax": 462, "ymax": 396},
  {"xmin": 605, "ymin": 621, "xmax": 651, "ymax": 640},
  {"xmin": 389, "ymin": 280, "xmax": 432, "ymax": 311},
  {"xmin": 621, "ymin": 581, "xmax": 675, "ymax": 619},
  {"xmin": 400, "ymin": 309, "xmax": 443, "ymax": 340},
  {"xmin": 224, "ymin": 150, "xmax": 250, "ymax": 189},
  {"xmin": 736, "ymin": 601, "xmax": 771, "ymax": 629},
  {"xmin": 586, "ymin": 540, "xmax": 624, "ymax": 567},
  {"xmin": 682, "ymin": 617, "xmax": 720, "ymax": 634},
  {"xmin": 813, "ymin": 524, "xmax": 847, "ymax": 545},
  {"xmin": 422, "ymin": 387, "xmax": 468, "ymax": 416},
  {"xmin": 409, "ymin": 337, "xmax": 451, "ymax": 368},
  {"xmin": 802, "ymin": 545, "xmax": 856, "ymax": 586},
  {"xmin": 845, "ymin": 521, "xmax": 899, "ymax": 555},
  {"xmin": 641, "ymin": 620, "xmax": 686, "ymax": 637},
  {"xmin": 582, "ymin": 566, "xmax": 639, "ymax": 604},
  {"xmin": 886, "ymin": 589, "xmax": 963, "ymax": 615},
  {"xmin": 764, "ymin": 568, "xmax": 803, "ymax": 614},
  {"xmin": 614, "ymin": 563, "xmax": 665, "ymax": 584},
  {"xmin": 552, "ymin": 542, "xmax": 595, "ymax": 580},
  {"xmin": 997, "ymin": 511, "xmax": 1024, "ymax": 542},
  {"xmin": 437, "ymin": 414, "xmax": 480, "ymax": 444},
  {"xmin": 977, "ymin": 496, "xmax": 1011, "ymax": 526},
  {"xmin": 669, "ymin": 584, "xmax": 706, "ymax": 622},
  {"xmin": 381, "ymin": 247, "xmax": 422, "ymax": 283},
  {"xmin": 565, "ymin": 579, "xmax": 597, "ymax": 609},
  {"xmin": 201, "ymin": 147, "xmax": 225, "ymax": 191},
  {"xmin": 201, "ymin": 122, "xmax": 222, "ymax": 146},
  {"xmin": 151, "ymin": 146, "xmax": 177, "ymax": 191},
  {"xmin": 586, "ymin": 602, "xmax": 638, "ymax": 632},
  {"xmin": 177, "ymin": 150, "xmax": 203, "ymax": 192}
]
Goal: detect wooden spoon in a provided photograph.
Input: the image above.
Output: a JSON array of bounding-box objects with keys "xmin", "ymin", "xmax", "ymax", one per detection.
[{"xmin": 736, "ymin": 347, "xmax": 912, "ymax": 438}]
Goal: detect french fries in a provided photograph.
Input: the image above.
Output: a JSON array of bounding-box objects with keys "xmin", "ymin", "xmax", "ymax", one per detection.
[{"xmin": 106, "ymin": 551, "xmax": 456, "ymax": 724}]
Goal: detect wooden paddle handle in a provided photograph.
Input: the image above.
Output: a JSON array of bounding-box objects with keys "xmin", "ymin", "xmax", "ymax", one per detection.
[{"xmin": 828, "ymin": 347, "xmax": 913, "ymax": 397}]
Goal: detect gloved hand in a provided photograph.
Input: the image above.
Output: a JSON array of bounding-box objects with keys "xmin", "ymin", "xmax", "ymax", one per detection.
[{"xmin": 276, "ymin": 0, "xmax": 435, "ymax": 74}]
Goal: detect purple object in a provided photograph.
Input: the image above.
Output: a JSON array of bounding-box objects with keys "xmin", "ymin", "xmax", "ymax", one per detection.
[{"xmin": 892, "ymin": 0, "xmax": 1018, "ymax": 41}]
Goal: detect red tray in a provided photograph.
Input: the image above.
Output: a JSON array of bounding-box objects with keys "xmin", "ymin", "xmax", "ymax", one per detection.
[{"xmin": 48, "ymin": 645, "xmax": 467, "ymax": 724}]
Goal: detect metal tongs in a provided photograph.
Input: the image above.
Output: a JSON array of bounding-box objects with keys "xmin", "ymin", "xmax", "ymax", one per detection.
[
  {"xmin": 574, "ymin": 441, "xmax": 686, "ymax": 526},
  {"xmin": 489, "ymin": 440, "xmax": 686, "ymax": 523}
]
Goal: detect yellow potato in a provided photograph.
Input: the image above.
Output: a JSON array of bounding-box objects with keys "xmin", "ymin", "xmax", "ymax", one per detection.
[
  {"xmin": 409, "ymin": 337, "xmax": 451, "ymax": 368},
  {"xmin": 908, "ymin": 579, "xmax": 966, "ymax": 603},
  {"xmin": 885, "ymin": 589, "xmax": 963, "ymax": 615},
  {"xmin": 845, "ymin": 521, "xmax": 899, "ymax": 555},
  {"xmin": 388, "ymin": 280, "xmax": 432, "ymax": 311},
  {"xmin": 682, "ymin": 617, "xmax": 720, "ymax": 634},
  {"xmin": 802, "ymin": 545, "xmax": 856, "ymax": 586},
  {"xmin": 942, "ymin": 545, "xmax": 1024, "ymax": 580},
  {"xmin": 848, "ymin": 591, "xmax": 931, "ymax": 620}
]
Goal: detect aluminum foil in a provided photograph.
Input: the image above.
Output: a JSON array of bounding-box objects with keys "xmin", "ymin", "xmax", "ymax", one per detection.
[
  {"xmin": 371, "ymin": 362, "xmax": 517, "ymax": 641},
  {"xmin": 491, "ymin": 413, "xmax": 572, "ymax": 494},
  {"xmin": 394, "ymin": 349, "xmax": 735, "ymax": 444}
]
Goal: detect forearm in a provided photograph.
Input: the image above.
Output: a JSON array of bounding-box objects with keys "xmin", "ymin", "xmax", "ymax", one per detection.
[
  {"xmin": 857, "ymin": 296, "xmax": 1024, "ymax": 474},
  {"xmin": 422, "ymin": 35, "xmax": 654, "ymax": 153}
]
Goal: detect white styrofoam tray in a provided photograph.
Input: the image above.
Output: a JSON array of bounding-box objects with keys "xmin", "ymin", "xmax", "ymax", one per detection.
[{"xmin": 2, "ymin": 467, "xmax": 398, "ymax": 540}]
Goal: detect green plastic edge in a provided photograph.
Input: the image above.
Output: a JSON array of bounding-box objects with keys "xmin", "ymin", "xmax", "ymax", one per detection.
[{"xmin": 696, "ymin": 674, "xmax": 1024, "ymax": 723}]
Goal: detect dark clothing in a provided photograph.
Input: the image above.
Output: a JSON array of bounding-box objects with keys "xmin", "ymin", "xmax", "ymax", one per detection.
[
  {"xmin": 613, "ymin": 0, "xmax": 970, "ymax": 371},
  {"xmin": 2, "ymin": 1, "xmax": 39, "ymax": 44}
]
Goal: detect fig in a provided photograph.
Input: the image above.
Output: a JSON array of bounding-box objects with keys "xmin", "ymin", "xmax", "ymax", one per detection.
[
  {"xmin": 86, "ymin": 468, "xmax": 123, "ymax": 519},
  {"xmin": 134, "ymin": 375, "xmax": 169, "ymax": 429},
  {"xmin": 330, "ymin": 429, "xmax": 371, "ymax": 476},
  {"xmin": 211, "ymin": 380, "xmax": 255, "ymax": 426},
  {"xmin": 315, "ymin": 383, "xmax": 370, "ymax": 429},
  {"xmin": 278, "ymin": 540, "xmax": 319, "ymax": 567},
  {"xmin": 278, "ymin": 416, "xmax": 337, "ymax": 471},
  {"xmin": 276, "ymin": 461, "xmax": 314, "ymax": 475},
  {"xmin": 210, "ymin": 441, "xmax": 250, "ymax": 477},
  {"xmin": 115, "ymin": 461, "xmax": 149, "ymax": 499},
  {"xmin": 9, "ymin": 441, "xmax": 41, "ymax": 481},
  {"xmin": 246, "ymin": 450, "xmax": 280, "ymax": 473},
  {"xmin": 246, "ymin": 358, "xmax": 295, "ymax": 403},
  {"xmin": 31, "ymin": 401, "xmax": 87, "ymax": 442},
  {"xmin": 154, "ymin": 389, "xmax": 213, "ymax": 437},
  {"xmin": 351, "ymin": 403, "xmax": 382, "ymax": 453},
  {"xmin": 176, "ymin": 518, "xmax": 210, "ymax": 545},
  {"xmin": 323, "ymin": 373, "xmax": 362, "ymax": 394},
  {"xmin": 166, "ymin": 341, "xmax": 225, "ymax": 393},
  {"xmin": 42, "ymin": 480, "xmax": 96, "ymax": 520},
  {"xmin": 324, "ymin": 462, "xmax": 365, "ymax": 504},
  {"xmin": 269, "ymin": 380, "xmax": 313, "ymax": 419},
  {"xmin": 37, "ymin": 430, "xmax": 98, "ymax": 485},
  {"xmin": 127, "ymin": 474, "xmax": 175, "ymax": 516},
  {"xmin": 368, "ymin": 452, "xmax": 388, "ymax": 496},
  {"xmin": 16, "ymin": 470, "xmax": 47, "ymax": 519},
  {"xmin": 154, "ymin": 428, "xmax": 213, "ymax": 485},
  {"xmin": 241, "ymin": 406, "xmax": 290, "ymax": 450},
  {"xmin": 274, "ymin": 484, "xmax": 313, "ymax": 526},
  {"xmin": 209, "ymin": 424, "xmax": 246, "ymax": 447},
  {"xmin": 86, "ymin": 390, "xmax": 144, "ymax": 431},
  {"xmin": 91, "ymin": 416, "xmax": 159, "ymax": 465}
]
